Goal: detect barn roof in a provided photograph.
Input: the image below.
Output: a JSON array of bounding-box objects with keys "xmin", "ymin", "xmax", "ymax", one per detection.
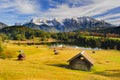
[{"xmin": 67, "ymin": 51, "xmax": 94, "ymax": 65}]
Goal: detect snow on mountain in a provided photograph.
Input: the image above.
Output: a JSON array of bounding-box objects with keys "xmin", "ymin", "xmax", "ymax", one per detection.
[
  {"xmin": 23, "ymin": 16, "xmax": 114, "ymax": 32},
  {"xmin": 30, "ymin": 18, "xmax": 45, "ymax": 25},
  {"xmin": 30, "ymin": 18, "xmax": 63, "ymax": 26}
]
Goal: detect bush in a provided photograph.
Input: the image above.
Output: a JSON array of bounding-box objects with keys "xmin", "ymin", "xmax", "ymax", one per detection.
[
  {"xmin": 0, "ymin": 46, "xmax": 4, "ymax": 52},
  {"xmin": 0, "ymin": 50, "xmax": 17, "ymax": 59}
]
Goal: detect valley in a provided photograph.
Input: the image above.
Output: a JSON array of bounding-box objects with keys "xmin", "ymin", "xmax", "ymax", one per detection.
[
  {"xmin": 0, "ymin": 43, "xmax": 120, "ymax": 80},
  {"xmin": 0, "ymin": 0, "xmax": 120, "ymax": 80}
]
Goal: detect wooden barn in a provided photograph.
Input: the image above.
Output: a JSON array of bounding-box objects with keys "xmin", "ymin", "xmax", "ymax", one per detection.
[{"xmin": 67, "ymin": 51, "xmax": 94, "ymax": 71}]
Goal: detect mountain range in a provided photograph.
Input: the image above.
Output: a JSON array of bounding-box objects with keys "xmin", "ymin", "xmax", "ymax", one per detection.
[{"xmin": 23, "ymin": 16, "xmax": 114, "ymax": 32}]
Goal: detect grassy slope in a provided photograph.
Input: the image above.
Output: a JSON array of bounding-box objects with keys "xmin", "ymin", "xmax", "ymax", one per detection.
[{"xmin": 0, "ymin": 44, "xmax": 120, "ymax": 80}]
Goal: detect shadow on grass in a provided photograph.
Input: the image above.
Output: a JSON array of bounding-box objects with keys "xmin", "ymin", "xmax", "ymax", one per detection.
[
  {"xmin": 93, "ymin": 69, "xmax": 120, "ymax": 78},
  {"xmin": 47, "ymin": 63, "xmax": 94, "ymax": 72},
  {"xmin": 47, "ymin": 63, "xmax": 69, "ymax": 69}
]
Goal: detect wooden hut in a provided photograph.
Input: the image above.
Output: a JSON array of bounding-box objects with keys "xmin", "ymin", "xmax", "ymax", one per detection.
[
  {"xmin": 17, "ymin": 53, "xmax": 26, "ymax": 60},
  {"xmin": 17, "ymin": 50, "xmax": 26, "ymax": 60},
  {"xmin": 67, "ymin": 51, "xmax": 94, "ymax": 71},
  {"xmin": 53, "ymin": 49, "xmax": 59, "ymax": 55}
]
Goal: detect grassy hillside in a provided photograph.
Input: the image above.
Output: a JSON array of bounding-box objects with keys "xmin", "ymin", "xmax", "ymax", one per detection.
[
  {"xmin": 0, "ymin": 43, "xmax": 120, "ymax": 80},
  {"xmin": 0, "ymin": 26, "xmax": 50, "ymax": 40}
]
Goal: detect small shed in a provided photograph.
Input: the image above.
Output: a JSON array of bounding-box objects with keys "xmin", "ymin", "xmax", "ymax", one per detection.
[
  {"xmin": 67, "ymin": 51, "xmax": 94, "ymax": 71},
  {"xmin": 53, "ymin": 49, "xmax": 59, "ymax": 55},
  {"xmin": 17, "ymin": 50, "xmax": 26, "ymax": 60},
  {"xmin": 17, "ymin": 53, "xmax": 26, "ymax": 60}
]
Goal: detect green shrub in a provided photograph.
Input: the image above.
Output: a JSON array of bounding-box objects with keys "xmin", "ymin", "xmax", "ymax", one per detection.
[
  {"xmin": 0, "ymin": 46, "xmax": 3, "ymax": 52},
  {"xmin": 0, "ymin": 50, "xmax": 17, "ymax": 59}
]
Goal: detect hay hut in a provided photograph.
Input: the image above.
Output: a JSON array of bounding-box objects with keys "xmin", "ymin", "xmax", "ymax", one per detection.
[
  {"xmin": 53, "ymin": 49, "xmax": 59, "ymax": 55},
  {"xmin": 17, "ymin": 53, "xmax": 26, "ymax": 60},
  {"xmin": 67, "ymin": 51, "xmax": 94, "ymax": 71},
  {"xmin": 17, "ymin": 50, "xmax": 26, "ymax": 60}
]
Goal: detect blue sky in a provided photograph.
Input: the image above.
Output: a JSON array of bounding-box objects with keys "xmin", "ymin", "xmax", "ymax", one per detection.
[{"xmin": 0, "ymin": 0, "xmax": 120, "ymax": 25}]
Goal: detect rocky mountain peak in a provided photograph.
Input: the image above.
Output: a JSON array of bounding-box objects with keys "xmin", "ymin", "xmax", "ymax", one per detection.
[{"xmin": 23, "ymin": 16, "xmax": 114, "ymax": 32}]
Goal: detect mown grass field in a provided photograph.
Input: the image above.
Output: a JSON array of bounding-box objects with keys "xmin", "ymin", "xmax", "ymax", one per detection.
[{"xmin": 0, "ymin": 43, "xmax": 120, "ymax": 80}]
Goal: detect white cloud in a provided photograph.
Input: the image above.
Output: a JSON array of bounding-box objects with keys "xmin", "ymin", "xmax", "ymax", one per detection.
[
  {"xmin": 41, "ymin": 0, "xmax": 120, "ymax": 25},
  {"xmin": 85, "ymin": 0, "xmax": 120, "ymax": 16},
  {"xmin": 106, "ymin": 18, "xmax": 120, "ymax": 25},
  {"xmin": 14, "ymin": 0, "xmax": 39, "ymax": 14},
  {"xmin": 1, "ymin": 0, "xmax": 120, "ymax": 25},
  {"xmin": 0, "ymin": 0, "xmax": 15, "ymax": 9},
  {"xmin": 96, "ymin": 13, "xmax": 120, "ymax": 20},
  {"xmin": 0, "ymin": 0, "xmax": 40, "ymax": 14},
  {"xmin": 0, "ymin": 0, "xmax": 40, "ymax": 25}
]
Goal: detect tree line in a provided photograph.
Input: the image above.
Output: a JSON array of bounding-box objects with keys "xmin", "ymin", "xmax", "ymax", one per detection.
[
  {"xmin": 51, "ymin": 32, "xmax": 120, "ymax": 50},
  {"xmin": 0, "ymin": 26, "xmax": 120, "ymax": 50},
  {"xmin": 0, "ymin": 26, "xmax": 51, "ymax": 41}
]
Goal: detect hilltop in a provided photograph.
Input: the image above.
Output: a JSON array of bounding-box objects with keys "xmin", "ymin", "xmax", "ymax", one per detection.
[{"xmin": 0, "ymin": 26, "xmax": 50, "ymax": 40}]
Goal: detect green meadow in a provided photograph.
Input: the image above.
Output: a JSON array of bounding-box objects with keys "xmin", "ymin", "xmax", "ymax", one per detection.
[{"xmin": 0, "ymin": 43, "xmax": 120, "ymax": 80}]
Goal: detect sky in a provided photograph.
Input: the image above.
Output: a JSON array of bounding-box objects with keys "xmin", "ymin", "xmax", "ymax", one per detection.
[{"xmin": 0, "ymin": 0, "xmax": 120, "ymax": 25}]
